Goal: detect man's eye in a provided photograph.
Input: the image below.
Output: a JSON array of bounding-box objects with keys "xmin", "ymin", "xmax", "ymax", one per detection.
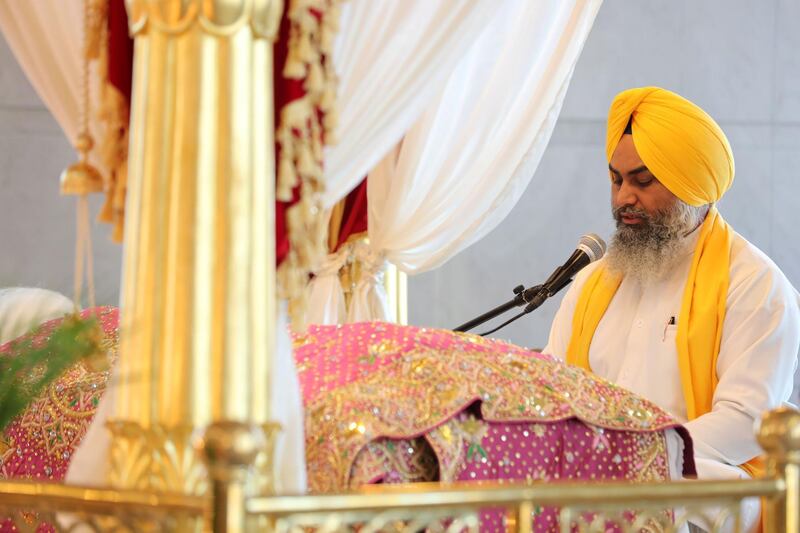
[
  {"xmin": 637, "ymin": 178, "xmax": 653, "ymax": 187},
  {"xmin": 610, "ymin": 175, "xmax": 622, "ymax": 186}
]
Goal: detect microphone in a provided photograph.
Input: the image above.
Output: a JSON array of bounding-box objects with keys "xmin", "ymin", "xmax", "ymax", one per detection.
[
  {"xmin": 524, "ymin": 233, "xmax": 606, "ymax": 311},
  {"xmin": 453, "ymin": 233, "xmax": 606, "ymax": 335}
]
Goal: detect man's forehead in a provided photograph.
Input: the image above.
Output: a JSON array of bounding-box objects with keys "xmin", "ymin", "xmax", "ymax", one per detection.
[
  {"xmin": 609, "ymin": 162, "xmax": 651, "ymax": 176},
  {"xmin": 609, "ymin": 135, "xmax": 648, "ymax": 171}
]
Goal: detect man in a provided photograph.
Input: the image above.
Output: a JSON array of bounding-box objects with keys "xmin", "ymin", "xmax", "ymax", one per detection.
[{"xmin": 544, "ymin": 87, "xmax": 800, "ymax": 530}]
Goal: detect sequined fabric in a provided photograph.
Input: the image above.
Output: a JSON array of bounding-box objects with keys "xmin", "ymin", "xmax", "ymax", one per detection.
[
  {"xmin": 0, "ymin": 308, "xmax": 117, "ymax": 532},
  {"xmin": 0, "ymin": 313, "xmax": 689, "ymax": 532},
  {"xmin": 296, "ymin": 322, "xmax": 687, "ymax": 531},
  {"xmin": 427, "ymin": 411, "xmax": 672, "ymax": 530},
  {"xmin": 295, "ymin": 322, "xmax": 691, "ymax": 489}
]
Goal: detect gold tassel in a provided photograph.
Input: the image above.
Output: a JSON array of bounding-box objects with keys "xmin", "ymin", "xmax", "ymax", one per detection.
[
  {"xmin": 306, "ymin": 61, "xmax": 324, "ymax": 93},
  {"xmin": 325, "ymin": 1, "xmax": 341, "ymax": 31},
  {"xmin": 320, "ymin": 83, "xmax": 336, "ymax": 111},
  {"xmin": 275, "ymin": 0, "xmax": 345, "ymax": 326},
  {"xmin": 310, "ymin": 128, "xmax": 323, "ymax": 161},
  {"xmin": 60, "ymin": 0, "xmax": 108, "ymax": 310},
  {"xmin": 84, "ymin": 0, "xmax": 107, "ymax": 60},
  {"xmin": 296, "ymin": 143, "xmax": 316, "ymax": 177},
  {"xmin": 296, "ymin": 31, "xmax": 315, "ymax": 62},
  {"xmin": 277, "ymin": 157, "xmax": 297, "ymax": 200},
  {"xmin": 319, "ymin": 26, "xmax": 334, "ymax": 51},
  {"xmin": 84, "ymin": 0, "xmax": 130, "ymax": 242},
  {"xmin": 98, "ymin": 189, "xmax": 115, "ymax": 223},
  {"xmin": 322, "ymin": 106, "xmax": 338, "ymax": 143},
  {"xmin": 283, "ymin": 56, "xmax": 307, "ymax": 78}
]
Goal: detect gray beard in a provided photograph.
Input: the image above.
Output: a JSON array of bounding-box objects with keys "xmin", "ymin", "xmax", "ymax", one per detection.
[{"xmin": 606, "ymin": 201, "xmax": 706, "ymax": 284}]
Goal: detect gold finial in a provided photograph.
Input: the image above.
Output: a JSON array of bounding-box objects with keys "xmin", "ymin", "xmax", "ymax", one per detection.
[
  {"xmin": 60, "ymin": 133, "xmax": 104, "ymax": 195},
  {"xmin": 196, "ymin": 422, "xmax": 267, "ymax": 532},
  {"xmin": 196, "ymin": 421, "xmax": 266, "ymax": 482},
  {"xmin": 757, "ymin": 406, "xmax": 800, "ymax": 463}
]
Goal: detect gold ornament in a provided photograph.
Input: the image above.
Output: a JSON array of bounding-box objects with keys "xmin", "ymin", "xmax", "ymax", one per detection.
[{"xmin": 60, "ymin": 134, "xmax": 104, "ymax": 195}]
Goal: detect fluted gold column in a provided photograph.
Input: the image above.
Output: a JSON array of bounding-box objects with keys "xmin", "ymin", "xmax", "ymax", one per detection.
[{"xmin": 109, "ymin": 0, "xmax": 283, "ymax": 496}]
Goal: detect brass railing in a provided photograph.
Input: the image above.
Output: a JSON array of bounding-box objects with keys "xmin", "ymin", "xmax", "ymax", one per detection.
[
  {"xmin": 0, "ymin": 406, "xmax": 798, "ymax": 532},
  {"xmin": 0, "ymin": 478, "xmax": 779, "ymax": 532},
  {"xmin": 0, "ymin": 480, "xmax": 207, "ymax": 531},
  {"xmin": 247, "ymin": 478, "xmax": 781, "ymax": 533}
]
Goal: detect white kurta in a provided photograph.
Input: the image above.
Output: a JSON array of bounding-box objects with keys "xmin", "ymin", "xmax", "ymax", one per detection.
[{"xmin": 544, "ymin": 229, "xmax": 800, "ymax": 473}]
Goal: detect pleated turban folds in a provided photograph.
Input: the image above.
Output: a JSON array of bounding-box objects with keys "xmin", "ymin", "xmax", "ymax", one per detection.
[{"xmin": 605, "ymin": 87, "xmax": 734, "ymax": 206}]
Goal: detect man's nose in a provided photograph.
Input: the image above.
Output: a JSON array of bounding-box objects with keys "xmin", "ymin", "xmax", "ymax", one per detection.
[{"xmin": 615, "ymin": 180, "xmax": 638, "ymax": 207}]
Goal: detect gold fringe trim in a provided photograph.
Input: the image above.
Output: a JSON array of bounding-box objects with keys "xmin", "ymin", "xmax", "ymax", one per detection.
[
  {"xmin": 90, "ymin": 7, "xmax": 129, "ymax": 243},
  {"xmin": 85, "ymin": 0, "xmax": 108, "ymax": 61},
  {"xmin": 87, "ymin": 0, "xmax": 344, "ymax": 310},
  {"xmin": 96, "ymin": 80, "xmax": 129, "ymax": 243},
  {"xmin": 277, "ymin": 0, "xmax": 343, "ymax": 328}
]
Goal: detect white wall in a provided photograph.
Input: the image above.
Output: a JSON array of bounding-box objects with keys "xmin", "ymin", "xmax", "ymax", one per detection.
[
  {"xmin": 0, "ymin": 32, "xmax": 121, "ymax": 305},
  {"xmin": 408, "ymin": 1, "xmax": 800, "ymax": 396}
]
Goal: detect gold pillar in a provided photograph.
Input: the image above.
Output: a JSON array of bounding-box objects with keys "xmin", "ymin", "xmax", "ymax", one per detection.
[
  {"xmin": 384, "ymin": 262, "xmax": 408, "ymax": 325},
  {"xmin": 110, "ymin": 0, "xmax": 283, "ymax": 495},
  {"xmin": 758, "ymin": 407, "xmax": 800, "ymax": 533}
]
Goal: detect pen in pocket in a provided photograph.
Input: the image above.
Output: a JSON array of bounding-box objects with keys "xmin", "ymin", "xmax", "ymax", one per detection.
[{"xmin": 663, "ymin": 316, "xmax": 676, "ymax": 341}]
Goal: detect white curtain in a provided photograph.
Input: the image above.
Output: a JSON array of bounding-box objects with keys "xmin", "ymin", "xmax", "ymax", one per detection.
[
  {"xmin": 346, "ymin": 240, "xmax": 393, "ymax": 323},
  {"xmin": 303, "ymin": 244, "xmax": 350, "ymax": 327},
  {"xmin": 0, "ymin": 1, "xmax": 87, "ymax": 145},
  {"xmin": 370, "ymin": 1, "xmax": 602, "ymax": 272},
  {"xmin": 309, "ymin": 0, "xmax": 602, "ymax": 325},
  {"xmin": 321, "ymin": 0, "xmax": 502, "ymax": 207},
  {"xmin": 305, "ymin": 0, "xmax": 503, "ymax": 327}
]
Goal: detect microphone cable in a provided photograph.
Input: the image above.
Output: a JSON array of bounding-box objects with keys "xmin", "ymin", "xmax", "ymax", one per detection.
[
  {"xmin": 477, "ymin": 309, "xmax": 529, "ymax": 337},
  {"xmin": 476, "ymin": 280, "xmax": 572, "ymax": 337}
]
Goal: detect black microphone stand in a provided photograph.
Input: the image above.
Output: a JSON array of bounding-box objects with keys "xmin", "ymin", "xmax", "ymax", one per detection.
[{"xmin": 453, "ymin": 284, "xmax": 544, "ymax": 333}]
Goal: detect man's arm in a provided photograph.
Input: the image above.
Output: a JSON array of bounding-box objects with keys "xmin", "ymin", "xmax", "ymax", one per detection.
[{"xmin": 684, "ymin": 247, "xmax": 800, "ymax": 466}]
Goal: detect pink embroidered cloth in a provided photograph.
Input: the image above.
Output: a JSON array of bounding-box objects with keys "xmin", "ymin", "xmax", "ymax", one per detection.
[
  {"xmin": 0, "ymin": 313, "xmax": 693, "ymax": 531},
  {"xmin": 0, "ymin": 307, "xmax": 117, "ymax": 532},
  {"xmin": 295, "ymin": 322, "xmax": 694, "ymax": 530}
]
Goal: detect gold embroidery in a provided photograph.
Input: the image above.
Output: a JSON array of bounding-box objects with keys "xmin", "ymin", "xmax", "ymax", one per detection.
[{"xmin": 304, "ymin": 343, "xmax": 678, "ymax": 493}]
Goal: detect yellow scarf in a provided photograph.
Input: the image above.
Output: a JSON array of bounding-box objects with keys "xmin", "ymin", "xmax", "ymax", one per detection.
[{"xmin": 565, "ymin": 207, "xmax": 764, "ymax": 478}]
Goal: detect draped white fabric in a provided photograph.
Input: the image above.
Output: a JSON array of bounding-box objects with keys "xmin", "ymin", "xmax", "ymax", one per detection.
[
  {"xmin": 369, "ymin": 1, "xmax": 602, "ymax": 273},
  {"xmin": 322, "ymin": 0, "xmax": 502, "ymax": 207},
  {"xmin": 303, "ymin": 246, "xmax": 350, "ymax": 327},
  {"xmin": 0, "ymin": 2, "xmax": 87, "ymax": 145},
  {"xmin": 305, "ymin": 0, "xmax": 502, "ymax": 327},
  {"xmin": 309, "ymin": 0, "xmax": 602, "ymax": 325},
  {"xmin": 271, "ymin": 302, "xmax": 307, "ymax": 494},
  {"xmin": 0, "ymin": 287, "xmax": 73, "ymax": 345},
  {"xmin": 346, "ymin": 240, "xmax": 393, "ymax": 323}
]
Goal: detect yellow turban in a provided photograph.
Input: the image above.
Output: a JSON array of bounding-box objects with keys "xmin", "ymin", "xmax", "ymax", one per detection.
[{"xmin": 606, "ymin": 87, "xmax": 734, "ymax": 206}]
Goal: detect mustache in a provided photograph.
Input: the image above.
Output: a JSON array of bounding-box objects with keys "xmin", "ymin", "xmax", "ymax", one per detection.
[{"xmin": 613, "ymin": 206, "xmax": 651, "ymax": 222}]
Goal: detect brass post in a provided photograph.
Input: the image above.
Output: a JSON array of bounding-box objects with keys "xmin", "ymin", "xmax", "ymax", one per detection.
[
  {"xmin": 516, "ymin": 501, "xmax": 533, "ymax": 533},
  {"xmin": 757, "ymin": 406, "xmax": 800, "ymax": 533},
  {"xmin": 196, "ymin": 422, "xmax": 265, "ymax": 533},
  {"xmin": 109, "ymin": 0, "xmax": 284, "ymax": 505}
]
